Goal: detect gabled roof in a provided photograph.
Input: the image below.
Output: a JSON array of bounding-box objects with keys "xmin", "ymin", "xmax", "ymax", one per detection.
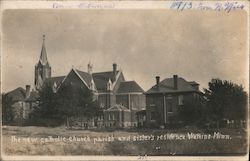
[
  {"xmin": 117, "ymin": 81, "xmax": 144, "ymax": 93},
  {"xmin": 75, "ymin": 70, "xmax": 120, "ymax": 92},
  {"xmin": 146, "ymin": 77, "xmax": 200, "ymax": 94},
  {"xmin": 6, "ymin": 87, "xmax": 26, "ymax": 101},
  {"xmin": 92, "ymin": 71, "xmax": 118, "ymax": 82},
  {"xmin": 92, "ymin": 71, "xmax": 119, "ymax": 92},
  {"xmin": 45, "ymin": 69, "xmax": 121, "ymax": 93},
  {"xmin": 75, "ymin": 70, "xmax": 92, "ymax": 85},
  {"xmin": 91, "ymin": 71, "xmax": 119, "ymax": 91},
  {"xmin": 44, "ymin": 76, "xmax": 65, "ymax": 87},
  {"xmin": 105, "ymin": 104, "xmax": 130, "ymax": 111},
  {"xmin": 5, "ymin": 87, "xmax": 39, "ymax": 102}
]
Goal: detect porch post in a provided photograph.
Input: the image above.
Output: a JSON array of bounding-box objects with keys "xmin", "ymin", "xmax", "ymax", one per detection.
[{"xmin": 163, "ymin": 95, "xmax": 167, "ymax": 124}]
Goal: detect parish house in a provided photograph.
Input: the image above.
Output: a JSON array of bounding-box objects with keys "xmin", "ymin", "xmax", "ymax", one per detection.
[{"xmin": 145, "ymin": 75, "xmax": 203, "ymax": 127}]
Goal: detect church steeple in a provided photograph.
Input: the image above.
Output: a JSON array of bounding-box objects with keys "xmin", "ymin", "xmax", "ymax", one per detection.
[
  {"xmin": 34, "ymin": 35, "xmax": 51, "ymax": 90},
  {"xmin": 39, "ymin": 35, "xmax": 49, "ymax": 66}
]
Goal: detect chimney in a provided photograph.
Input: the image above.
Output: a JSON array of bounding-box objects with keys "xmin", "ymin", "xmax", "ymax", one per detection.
[
  {"xmin": 156, "ymin": 76, "xmax": 160, "ymax": 87},
  {"xmin": 25, "ymin": 85, "xmax": 31, "ymax": 99},
  {"xmin": 87, "ymin": 62, "xmax": 93, "ymax": 74},
  {"xmin": 173, "ymin": 75, "xmax": 178, "ymax": 89},
  {"xmin": 113, "ymin": 63, "xmax": 117, "ymax": 81}
]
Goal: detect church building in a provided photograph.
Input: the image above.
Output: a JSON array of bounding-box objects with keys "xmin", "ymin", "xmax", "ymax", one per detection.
[{"xmin": 33, "ymin": 35, "xmax": 146, "ymax": 128}]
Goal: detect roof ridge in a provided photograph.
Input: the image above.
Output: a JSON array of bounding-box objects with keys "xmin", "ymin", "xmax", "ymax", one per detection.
[
  {"xmin": 121, "ymin": 80, "xmax": 135, "ymax": 83},
  {"xmin": 117, "ymin": 80, "xmax": 144, "ymax": 93},
  {"xmin": 7, "ymin": 87, "xmax": 25, "ymax": 94},
  {"xmin": 93, "ymin": 70, "xmax": 119, "ymax": 74},
  {"xmin": 48, "ymin": 76, "xmax": 66, "ymax": 79},
  {"xmin": 75, "ymin": 69, "xmax": 90, "ymax": 74},
  {"xmin": 146, "ymin": 76, "xmax": 199, "ymax": 94}
]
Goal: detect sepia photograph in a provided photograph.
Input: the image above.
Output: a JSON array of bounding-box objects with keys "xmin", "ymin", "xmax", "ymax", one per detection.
[{"xmin": 1, "ymin": 1, "xmax": 249, "ymax": 160}]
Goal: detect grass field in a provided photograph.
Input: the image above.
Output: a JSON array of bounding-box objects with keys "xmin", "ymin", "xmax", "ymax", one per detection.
[{"xmin": 2, "ymin": 125, "xmax": 247, "ymax": 156}]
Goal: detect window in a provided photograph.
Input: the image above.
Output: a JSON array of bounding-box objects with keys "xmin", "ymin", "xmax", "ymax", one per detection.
[
  {"xmin": 109, "ymin": 114, "xmax": 115, "ymax": 120},
  {"xmin": 149, "ymin": 104, "xmax": 156, "ymax": 107},
  {"xmin": 98, "ymin": 115, "xmax": 104, "ymax": 121},
  {"xmin": 167, "ymin": 102, "xmax": 173, "ymax": 112},
  {"xmin": 178, "ymin": 95, "xmax": 184, "ymax": 105},
  {"xmin": 131, "ymin": 101, "xmax": 137, "ymax": 110},
  {"xmin": 151, "ymin": 111, "xmax": 156, "ymax": 121},
  {"xmin": 149, "ymin": 97, "xmax": 155, "ymax": 107},
  {"xmin": 167, "ymin": 96, "xmax": 173, "ymax": 113}
]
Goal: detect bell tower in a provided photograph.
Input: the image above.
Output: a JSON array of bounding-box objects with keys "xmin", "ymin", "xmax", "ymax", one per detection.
[{"xmin": 34, "ymin": 35, "xmax": 51, "ymax": 90}]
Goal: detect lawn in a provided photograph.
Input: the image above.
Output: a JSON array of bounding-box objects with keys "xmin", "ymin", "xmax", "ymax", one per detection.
[{"xmin": 2, "ymin": 125, "xmax": 247, "ymax": 156}]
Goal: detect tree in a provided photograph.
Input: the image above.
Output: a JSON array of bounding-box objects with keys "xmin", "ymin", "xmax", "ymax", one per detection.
[
  {"xmin": 2, "ymin": 93, "xmax": 15, "ymax": 124},
  {"xmin": 204, "ymin": 79, "xmax": 247, "ymax": 123},
  {"xmin": 79, "ymin": 92, "xmax": 100, "ymax": 128},
  {"xmin": 31, "ymin": 84, "xmax": 62, "ymax": 126},
  {"xmin": 56, "ymin": 84, "xmax": 99, "ymax": 128},
  {"xmin": 34, "ymin": 82, "xmax": 100, "ymax": 128},
  {"xmin": 56, "ymin": 84, "xmax": 80, "ymax": 127},
  {"xmin": 178, "ymin": 100, "xmax": 203, "ymax": 126}
]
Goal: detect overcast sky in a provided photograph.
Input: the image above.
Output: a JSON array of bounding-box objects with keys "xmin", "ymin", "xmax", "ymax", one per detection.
[{"xmin": 2, "ymin": 9, "xmax": 248, "ymax": 93}]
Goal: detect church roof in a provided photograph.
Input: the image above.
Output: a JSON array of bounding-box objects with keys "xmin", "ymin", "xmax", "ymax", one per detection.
[
  {"xmin": 146, "ymin": 76, "xmax": 200, "ymax": 94},
  {"xmin": 38, "ymin": 35, "xmax": 49, "ymax": 66},
  {"xmin": 75, "ymin": 70, "xmax": 120, "ymax": 92},
  {"xmin": 92, "ymin": 71, "xmax": 118, "ymax": 82},
  {"xmin": 6, "ymin": 87, "xmax": 26, "ymax": 101},
  {"xmin": 45, "ymin": 70, "xmax": 120, "ymax": 93},
  {"xmin": 92, "ymin": 71, "xmax": 119, "ymax": 92},
  {"xmin": 117, "ymin": 81, "xmax": 144, "ymax": 93},
  {"xmin": 44, "ymin": 76, "xmax": 65, "ymax": 87},
  {"xmin": 75, "ymin": 70, "xmax": 92, "ymax": 85}
]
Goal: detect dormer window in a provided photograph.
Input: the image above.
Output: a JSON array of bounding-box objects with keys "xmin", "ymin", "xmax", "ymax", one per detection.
[
  {"xmin": 107, "ymin": 79, "xmax": 112, "ymax": 91},
  {"xmin": 52, "ymin": 82, "xmax": 57, "ymax": 93}
]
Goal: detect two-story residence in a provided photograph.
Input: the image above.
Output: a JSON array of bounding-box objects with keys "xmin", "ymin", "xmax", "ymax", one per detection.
[
  {"xmin": 145, "ymin": 75, "xmax": 203, "ymax": 128},
  {"xmin": 4, "ymin": 85, "xmax": 38, "ymax": 124}
]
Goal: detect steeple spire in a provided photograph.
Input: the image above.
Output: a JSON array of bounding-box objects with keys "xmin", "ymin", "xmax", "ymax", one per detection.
[
  {"xmin": 35, "ymin": 35, "xmax": 51, "ymax": 90},
  {"xmin": 39, "ymin": 34, "xmax": 49, "ymax": 65}
]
